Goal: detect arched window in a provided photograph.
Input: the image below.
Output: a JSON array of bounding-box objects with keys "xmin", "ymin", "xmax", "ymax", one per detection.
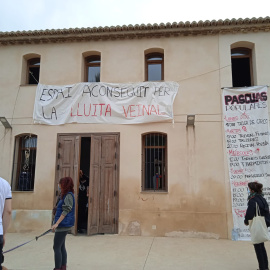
[
  {"xmin": 231, "ymin": 47, "xmax": 253, "ymax": 87},
  {"xmin": 145, "ymin": 53, "xmax": 164, "ymax": 81},
  {"xmin": 11, "ymin": 134, "xmax": 37, "ymax": 191},
  {"xmin": 142, "ymin": 133, "xmax": 167, "ymax": 191},
  {"xmin": 27, "ymin": 58, "xmax": 40, "ymax": 84},
  {"xmin": 85, "ymin": 55, "xmax": 101, "ymax": 82}
]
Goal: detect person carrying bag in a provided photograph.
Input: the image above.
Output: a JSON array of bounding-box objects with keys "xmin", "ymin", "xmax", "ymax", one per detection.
[
  {"xmin": 249, "ymin": 202, "xmax": 270, "ymax": 244},
  {"xmin": 244, "ymin": 182, "xmax": 270, "ymax": 270}
]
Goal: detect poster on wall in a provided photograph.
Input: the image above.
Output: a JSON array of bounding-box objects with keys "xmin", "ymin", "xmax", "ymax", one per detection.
[
  {"xmin": 222, "ymin": 85, "xmax": 270, "ymax": 240},
  {"xmin": 33, "ymin": 81, "xmax": 179, "ymax": 125}
]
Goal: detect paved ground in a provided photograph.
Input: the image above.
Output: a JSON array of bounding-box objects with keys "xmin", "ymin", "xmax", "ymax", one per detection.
[{"xmin": 2, "ymin": 232, "xmax": 268, "ymax": 270}]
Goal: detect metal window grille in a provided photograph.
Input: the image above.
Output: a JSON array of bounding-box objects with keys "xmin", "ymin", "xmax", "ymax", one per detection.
[
  {"xmin": 12, "ymin": 135, "xmax": 37, "ymax": 191},
  {"xmin": 143, "ymin": 133, "xmax": 167, "ymax": 191}
]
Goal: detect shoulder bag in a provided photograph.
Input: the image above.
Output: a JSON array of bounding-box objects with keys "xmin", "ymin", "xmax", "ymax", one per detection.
[{"xmin": 249, "ymin": 202, "xmax": 270, "ymax": 244}]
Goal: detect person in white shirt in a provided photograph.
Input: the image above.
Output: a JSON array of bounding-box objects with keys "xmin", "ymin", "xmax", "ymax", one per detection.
[{"xmin": 0, "ymin": 177, "xmax": 12, "ymax": 270}]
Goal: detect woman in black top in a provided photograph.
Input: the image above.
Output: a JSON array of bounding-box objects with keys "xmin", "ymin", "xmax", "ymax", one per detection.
[
  {"xmin": 244, "ymin": 182, "xmax": 270, "ymax": 270},
  {"xmin": 78, "ymin": 170, "xmax": 89, "ymax": 233}
]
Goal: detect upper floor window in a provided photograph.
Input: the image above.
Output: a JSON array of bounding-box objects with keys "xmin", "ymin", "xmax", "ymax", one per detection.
[
  {"xmin": 85, "ymin": 55, "xmax": 101, "ymax": 82},
  {"xmin": 145, "ymin": 53, "xmax": 164, "ymax": 81},
  {"xmin": 27, "ymin": 58, "xmax": 40, "ymax": 84},
  {"xmin": 142, "ymin": 133, "xmax": 167, "ymax": 191},
  {"xmin": 231, "ymin": 48, "xmax": 252, "ymax": 87},
  {"xmin": 11, "ymin": 134, "xmax": 37, "ymax": 191}
]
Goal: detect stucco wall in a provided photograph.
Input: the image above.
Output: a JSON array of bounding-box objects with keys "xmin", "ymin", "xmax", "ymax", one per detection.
[{"xmin": 0, "ymin": 31, "xmax": 269, "ymax": 238}]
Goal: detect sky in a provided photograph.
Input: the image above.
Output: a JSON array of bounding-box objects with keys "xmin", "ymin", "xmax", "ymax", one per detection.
[{"xmin": 0, "ymin": 0, "xmax": 269, "ymax": 32}]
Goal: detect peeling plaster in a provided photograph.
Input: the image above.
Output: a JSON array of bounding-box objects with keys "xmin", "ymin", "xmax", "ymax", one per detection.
[{"xmin": 128, "ymin": 221, "xmax": 141, "ymax": 236}]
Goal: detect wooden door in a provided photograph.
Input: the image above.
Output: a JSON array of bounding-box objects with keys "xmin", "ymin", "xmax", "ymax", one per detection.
[
  {"xmin": 56, "ymin": 135, "xmax": 81, "ymax": 235},
  {"xmin": 99, "ymin": 135, "xmax": 118, "ymax": 233},
  {"xmin": 88, "ymin": 134, "xmax": 119, "ymax": 235},
  {"xmin": 72, "ymin": 136, "xmax": 81, "ymax": 234},
  {"xmin": 55, "ymin": 136, "xmax": 74, "ymax": 207}
]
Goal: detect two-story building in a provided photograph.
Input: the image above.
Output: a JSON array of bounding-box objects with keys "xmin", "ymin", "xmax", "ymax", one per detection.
[{"xmin": 0, "ymin": 16, "xmax": 270, "ymax": 238}]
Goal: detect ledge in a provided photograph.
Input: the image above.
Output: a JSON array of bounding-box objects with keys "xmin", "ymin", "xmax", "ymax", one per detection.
[
  {"xmin": 141, "ymin": 191, "xmax": 168, "ymax": 194},
  {"xmin": 0, "ymin": 17, "xmax": 270, "ymax": 45},
  {"xmin": 12, "ymin": 191, "xmax": 34, "ymax": 193}
]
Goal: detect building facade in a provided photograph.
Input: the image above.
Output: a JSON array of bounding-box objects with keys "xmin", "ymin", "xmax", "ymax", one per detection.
[{"xmin": 0, "ymin": 17, "xmax": 270, "ymax": 238}]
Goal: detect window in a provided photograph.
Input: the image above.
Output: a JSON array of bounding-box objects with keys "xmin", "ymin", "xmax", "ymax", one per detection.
[
  {"xmin": 231, "ymin": 48, "xmax": 253, "ymax": 87},
  {"xmin": 142, "ymin": 133, "xmax": 167, "ymax": 191},
  {"xmin": 85, "ymin": 55, "xmax": 101, "ymax": 82},
  {"xmin": 27, "ymin": 58, "xmax": 40, "ymax": 84},
  {"xmin": 12, "ymin": 134, "xmax": 37, "ymax": 191},
  {"xmin": 145, "ymin": 53, "xmax": 164, "ymax": 81}
]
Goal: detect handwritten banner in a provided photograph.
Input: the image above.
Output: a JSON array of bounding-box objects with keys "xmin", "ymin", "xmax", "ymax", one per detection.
[
  {"xmin": 222, "ymin": 85, "xmax": 270, "ymax": 240},
  {"xmin": 33, "ymin": 82, "xmax": 179, "ymax": 125}
]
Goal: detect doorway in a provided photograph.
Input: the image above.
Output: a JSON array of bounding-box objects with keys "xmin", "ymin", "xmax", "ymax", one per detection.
[
  {"xmin": 54, "ymin": 133, "xmax": 119, "ymax": 236},
  {"xmin": 78, "ymin": 137, "xmax": 90, "ymax": 234}
]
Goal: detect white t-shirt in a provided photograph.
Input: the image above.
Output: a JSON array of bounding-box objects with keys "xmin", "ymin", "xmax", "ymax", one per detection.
[{"xmin": 0, "ymin": 177, "xmax": 12, "ymax": 235}]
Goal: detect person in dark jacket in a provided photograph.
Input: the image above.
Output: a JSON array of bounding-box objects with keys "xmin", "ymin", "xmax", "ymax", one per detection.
[
  {"xmin": 244, "ymin": 182, "xmax": 270, "ymax": 270},
  {"xmin": 77, "ymin": 170, "xmax": 89, "ymax": 233},
  {"xmin": 51, "ymin": 177, "xmax": 75, "ymax": 270}
]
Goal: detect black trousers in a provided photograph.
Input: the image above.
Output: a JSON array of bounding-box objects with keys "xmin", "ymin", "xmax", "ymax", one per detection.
[
  {"xmin": 254, "ymin": 242, "xmax": 269, "ymax": 270},
  {"xmin": 0, "ymin": 235, "xmax": 3, "ymax": 270},
  {"xmin": 78, "ymin": 196, "xmax": 88, "ymax": 230},
  {"xmin": 53, "ymin": 231, "xmax": 68, "ymax": 269}
]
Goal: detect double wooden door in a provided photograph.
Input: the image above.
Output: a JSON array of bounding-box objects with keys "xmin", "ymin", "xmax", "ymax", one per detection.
[{"xmin": 55, "ymin": 133, "xmax": 119, "ymax": 235}]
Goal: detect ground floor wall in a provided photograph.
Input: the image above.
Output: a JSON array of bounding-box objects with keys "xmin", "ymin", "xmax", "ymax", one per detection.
[
  {"xmin": 9, "ymin": 210, "xmax": 51, "ymax": 233},
  {"xmin": 119, "ymin": 210, "xmax": 228, "ymax": 239},
  {"xmin": 0, "ymin": 118, "xmax": 233, "ymax": 239}
]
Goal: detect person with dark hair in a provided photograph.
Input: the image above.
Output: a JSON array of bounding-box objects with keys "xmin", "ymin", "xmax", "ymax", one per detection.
[
  {"xmin": 244, "ymin": 181, "xmax": 270, "ymax": 270},
  {"xmin": 51, "ymin": 177, "xmax": 75, "ymax": 270},
  {"xmin": 78, "ymin": 170, "xmax": 89, "ymax": 233}
]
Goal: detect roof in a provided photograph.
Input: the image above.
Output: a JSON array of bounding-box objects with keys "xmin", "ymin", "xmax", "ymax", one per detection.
[{"xmin": 0, "ymin": 17, "xmax": 270, "ymax": 45}]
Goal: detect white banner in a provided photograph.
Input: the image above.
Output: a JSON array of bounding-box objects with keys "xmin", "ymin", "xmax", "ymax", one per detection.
[
  {"xmin": 222, "ymin": 86, "xmax": 270, "ymax": 241},
  {"xmin": 33, "ymin": 82, "xmax": 179, "ymax": 125}
]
